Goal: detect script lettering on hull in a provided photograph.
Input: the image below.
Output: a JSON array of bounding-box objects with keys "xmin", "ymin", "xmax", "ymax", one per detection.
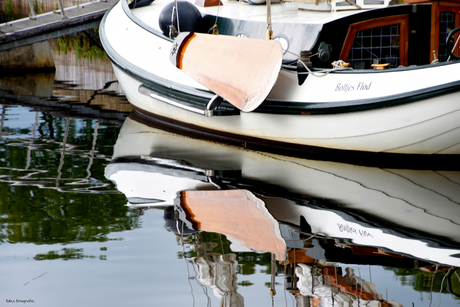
[{"xmin": 335, "ymin": 82, "xmax": 372, "ymax": 93}]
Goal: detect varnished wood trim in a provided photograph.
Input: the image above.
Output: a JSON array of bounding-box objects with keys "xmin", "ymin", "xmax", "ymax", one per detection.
[
  {"xmin": 433, "ymin": 4, "xmax": 460, "ymax": 61},
  {"xmin": 339, "ymin": 15, "xmax": 410, "ymax": 67}
]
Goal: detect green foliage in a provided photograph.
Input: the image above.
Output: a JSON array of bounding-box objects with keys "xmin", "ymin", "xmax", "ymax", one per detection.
[
  {"xmin": 34, "ymin": 248, "xmax": 106, "ymax": 260},
  {"xmin": 0, "ymin": 111, "xmax": 138, "ymax": 246},
  {"xmin": 32, "ymin": 0, "xmax": 43, "ymax": 14},
  {"xmin": 386, "ymin": 267, "xmax": 460, "ymax": 299},
  {"xmin": 55, "ymin": 29, "xmax": 107, "ymax": 64},
  {"xmin": 0, "ymin": 184, "xmax": 137, "ymax": 244},
  {"xmin": 2, "ymin": 0, "xmax": 21, "ymax": 23},
  {"xmin": 5, "ymin": 0, "xmax": 13, "ymax": 15},
  {"xmin": 238, "ymin": 281, "xmax": 254, "ymax": 287}
]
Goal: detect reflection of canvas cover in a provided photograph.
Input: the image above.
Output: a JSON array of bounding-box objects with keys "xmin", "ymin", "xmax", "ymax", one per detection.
[{"xmin": 180, "ymin": 189, "xmax": 286, "ymax": 261}]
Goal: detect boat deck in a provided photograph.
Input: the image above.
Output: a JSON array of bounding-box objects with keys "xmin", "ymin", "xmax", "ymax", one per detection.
[{"xmin": 133, "ymin": 0, "xmax": 363, "ymax": 30}]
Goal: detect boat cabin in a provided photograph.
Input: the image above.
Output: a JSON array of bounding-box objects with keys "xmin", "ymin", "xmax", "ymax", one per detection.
[
  {"xmin": 304, "ymin": 0, "xmax": 460, "ymax": 68},
  {"xmin": 186, "ymin": 0, "xmax": 460, "ymax": 69}
]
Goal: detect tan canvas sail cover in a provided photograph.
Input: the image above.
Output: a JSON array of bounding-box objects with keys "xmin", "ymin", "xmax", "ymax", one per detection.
[{"xmin": 170, "ymin": 32, "xmax": 283, "ymax": 112}]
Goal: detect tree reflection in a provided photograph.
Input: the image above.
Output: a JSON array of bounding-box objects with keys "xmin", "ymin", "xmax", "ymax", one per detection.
[
  {"xmin": 0, "ymin": 106, "xmax": 139, "ymax": 245},
  {"xmin": 1, "ymin": 185, "xmax": 137, "ymax": 244},
  {"xmin": 34, "ymin": 247, "xmax": 107, "ymax": 261},
  {"xmin": 387, "ymin": 267, "xmax": 460, "ymax": 298}
]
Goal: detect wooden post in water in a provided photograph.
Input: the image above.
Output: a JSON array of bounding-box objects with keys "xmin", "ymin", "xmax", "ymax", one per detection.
[
  {"xmin": 27, "ymin": 0, "xmax": 37, "ymax": 19},
  {"xmin": 57, "ymin": 0, "xmax": 69, "ymax": 20}
]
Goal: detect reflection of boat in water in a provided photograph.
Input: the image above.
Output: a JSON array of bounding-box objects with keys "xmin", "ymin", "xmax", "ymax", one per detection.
[
  {"xmin": 105, "ymin": 114, "xmax": 460, "ymax": 305},
  {"xmin": 106, "ymin": 114, "xmax": 460, "ymax": 264},
  {"xmin": 164, "ymin": 190, "xmax": 423, "ymax": 307}
]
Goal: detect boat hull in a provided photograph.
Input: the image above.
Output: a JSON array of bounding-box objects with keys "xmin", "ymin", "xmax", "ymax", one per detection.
[
  {"xmin": 113, "ymin": 64, "xmax": 460, "ymax": 154},
  {"xmin": 101, "ymin": 0, "xmax": 460, "ymax": 155}
]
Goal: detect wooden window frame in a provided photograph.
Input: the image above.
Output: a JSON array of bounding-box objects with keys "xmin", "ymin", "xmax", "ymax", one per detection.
[
  {"xmin": 339, "ymin": 15, "xmax": 410, "ymax": 67},
  {"xmin": 432, "ymin": 4, "xmax": 460, "ymax": 61}
]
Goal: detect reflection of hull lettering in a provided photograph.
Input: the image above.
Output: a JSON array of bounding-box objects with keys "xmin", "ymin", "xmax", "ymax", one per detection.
[
  {"xmin": 337, "ymin": 223, "xmax": 374, "ymax": 238},
  {"xmin": 358, "ymin": 229, "xmax": 374, "ymax": 238}
]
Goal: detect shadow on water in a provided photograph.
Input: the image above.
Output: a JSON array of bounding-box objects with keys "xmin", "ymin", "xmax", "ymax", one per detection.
[{"xmin": 1, "ymin": 28, "xmax": 460, "ymax": 307}]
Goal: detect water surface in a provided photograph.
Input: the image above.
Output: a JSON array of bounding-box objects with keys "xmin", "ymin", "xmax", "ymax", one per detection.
[{"xmin": 1, "ymin": 34, "xmax": 460, "ymax": 307}]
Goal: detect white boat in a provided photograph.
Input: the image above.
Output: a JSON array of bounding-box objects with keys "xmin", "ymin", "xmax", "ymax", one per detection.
[
  {"xmin": 99, "ymin": 0, "xmax": 460, "ymax": 155},
  {"xmin": 105, "ymin": 116, "xmax": 460, "ymax": 267}
]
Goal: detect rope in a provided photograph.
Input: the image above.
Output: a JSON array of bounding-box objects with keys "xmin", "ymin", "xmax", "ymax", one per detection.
[
  {"xmin": 297, "ymin": 231, "xmax": 332, "ymax": 240},
  {"xmin": 169, "ymin": 0, "xmax": 180, "ymax": 37},
  {"xmin": 433, "ymin": 268, "xmax": 451, "ymax": 307},
  {"xmin": 280, "ymin": 49, "xmax": 353, "ymax": 76},
  {"xmin": 428, "ymin": 265, "xmax": 439, "ymax": 307},
  {"xmin": 212, "ymin": 0, "xmax": 221, "ymax": 34},
  {"xmin": 178, "ymin": 220, "xmax": 195, "ymax": 307},
  {"xmin": 267, "ymin": 0, "xmax": 273, "ymax": 40},
  {"xmin": 297, "ymin": 58, "xmax": 353, "ymax": 77}
]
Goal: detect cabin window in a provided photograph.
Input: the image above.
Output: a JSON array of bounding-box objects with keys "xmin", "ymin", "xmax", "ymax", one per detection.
[
  {"xmin": 339, "ymin": 16, "xmax": 409, "ymax": 69},
  {"xmin": 439, "ymin": 12, "xmax": 456, "ymax": 61},
  {"xmin": 432, "ymin": 3, "xmax": 460, "ymax": 62},
  {"xmin": 349, "ymin": 24, "xmax": 400, "ymax": 68}
]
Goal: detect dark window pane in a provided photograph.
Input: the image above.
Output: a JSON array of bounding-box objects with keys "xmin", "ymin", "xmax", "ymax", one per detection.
[
  {"xmin": 348, "ymin": 24, "xmax": 400, "ymax": 69},
  {"xmin": 439, "ymin": 12, "xmax": 456, "ymax": 62}
]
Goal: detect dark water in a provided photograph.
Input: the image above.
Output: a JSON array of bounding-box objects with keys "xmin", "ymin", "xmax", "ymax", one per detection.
[{"xmin": 1, "ymin": 35, "xmax": 460, "ymax": 307}]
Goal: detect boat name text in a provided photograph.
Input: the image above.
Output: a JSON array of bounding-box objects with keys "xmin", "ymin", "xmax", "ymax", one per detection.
[
  {"xmin": 335, "ymin": 82, "xmax": 372, "ymax": 93},
  {"xmin": 337, "ymin": 223, "xmax": 374, "ymax": 238}
]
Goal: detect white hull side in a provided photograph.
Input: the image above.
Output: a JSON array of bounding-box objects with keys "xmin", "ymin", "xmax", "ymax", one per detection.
[
  {"xmin": 272, "ymin": 63, "xmax": 460, "ymax": 103},
  {"xmin": 113, "ymin": 65, "xmax": 460, "ymax": 154}
]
